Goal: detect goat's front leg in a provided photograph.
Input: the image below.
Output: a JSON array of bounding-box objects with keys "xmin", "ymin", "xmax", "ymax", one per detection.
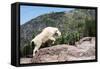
[{"xmin": 49, "ymin": 37, "xmax": 56, "ymax": 44}]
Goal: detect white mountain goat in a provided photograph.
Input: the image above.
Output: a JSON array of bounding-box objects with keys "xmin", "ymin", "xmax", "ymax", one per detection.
[{"xmin": 30, "ymin": 27, "xmax": 61, "ymax": 56}]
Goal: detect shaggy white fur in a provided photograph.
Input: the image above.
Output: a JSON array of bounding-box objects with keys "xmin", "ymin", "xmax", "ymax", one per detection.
[{"xmin": 31, "ymin": 27, "xmax": 61, "ymax": 56}]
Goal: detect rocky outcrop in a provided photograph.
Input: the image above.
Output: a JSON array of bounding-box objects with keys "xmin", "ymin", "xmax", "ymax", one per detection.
[{"xmin": 20, "ymin": 37, "xmax": 95, "ymax": 64}]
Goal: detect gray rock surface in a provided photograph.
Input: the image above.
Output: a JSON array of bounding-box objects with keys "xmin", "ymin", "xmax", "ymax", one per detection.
[{"xmin": 20, "ymin": 37, "xmax": 95, "ymax": 64}]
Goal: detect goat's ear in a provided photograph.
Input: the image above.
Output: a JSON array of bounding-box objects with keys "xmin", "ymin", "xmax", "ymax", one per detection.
[{"xmin": 53, "ymin": 30, "xmax": 58, "ymax": 36}]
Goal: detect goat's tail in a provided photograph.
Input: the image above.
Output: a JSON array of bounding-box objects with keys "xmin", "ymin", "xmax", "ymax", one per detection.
[{"xmin": 30, "ymin": 40, "xmax": 35, "ymax": 50}]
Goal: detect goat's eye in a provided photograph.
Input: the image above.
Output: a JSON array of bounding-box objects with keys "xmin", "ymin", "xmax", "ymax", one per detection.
[{"xmin": 54, "ymin": 32, "xmax": 58, "ymax": 36}]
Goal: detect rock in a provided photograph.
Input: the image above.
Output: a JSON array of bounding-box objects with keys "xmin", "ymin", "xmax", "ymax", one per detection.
[
  {"xmin": 20, "ymin": 37, "xmax": 95, "ymax": 64},
  {"xmin": 32, "ymin": 45, "xmax": 68, "ymax": 63},
  {"xmin": 75, "ymin": 37, "xmax": 95, "ymax": 57}
]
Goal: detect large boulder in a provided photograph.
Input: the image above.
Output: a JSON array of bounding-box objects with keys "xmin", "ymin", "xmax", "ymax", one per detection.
[{"xmin": 20, "ymin": 37, "xmax": 95, "ymax": 64}]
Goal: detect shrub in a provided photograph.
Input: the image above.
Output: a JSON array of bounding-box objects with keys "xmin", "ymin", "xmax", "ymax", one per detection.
[
  {"xmin": 22, "ymin": 44, "xmax": 32, "ymax": 57},
  {"xmin": 55, "ymin": 31, "xmax": 81, "ymax": 45}
]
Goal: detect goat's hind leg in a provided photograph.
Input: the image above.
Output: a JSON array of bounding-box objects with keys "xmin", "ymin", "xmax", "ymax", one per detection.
[{"xmin": 33, "ymin": 44, "xmax": 41, "ymax": 57}]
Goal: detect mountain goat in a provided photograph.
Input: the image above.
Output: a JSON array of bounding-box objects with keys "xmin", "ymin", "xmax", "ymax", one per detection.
[{"xmin": 30, "ymin": 27, "xmax": 61, "ymax": 57}]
